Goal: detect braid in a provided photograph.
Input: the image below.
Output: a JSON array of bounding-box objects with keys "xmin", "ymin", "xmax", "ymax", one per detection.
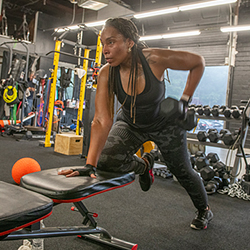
[{"xmin": 105, "ymin": 17, "xmax": 148, "ymax": 122}]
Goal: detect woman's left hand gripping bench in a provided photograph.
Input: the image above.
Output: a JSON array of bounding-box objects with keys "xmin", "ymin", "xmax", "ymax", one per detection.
[{"xmin": 58, "ymin": 164, "xmax": 97, "ymax": 178}]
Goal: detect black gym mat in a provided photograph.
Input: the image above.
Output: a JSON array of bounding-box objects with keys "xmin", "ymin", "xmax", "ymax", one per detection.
[{"xmin": 0, "ymin": 136, "xmax": 249, "ymax": 250}]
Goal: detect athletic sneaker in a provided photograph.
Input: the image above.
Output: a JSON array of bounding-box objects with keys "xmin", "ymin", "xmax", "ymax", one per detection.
[
  {"xmin": 139, "ymin": 152, "xmax": 155, "ymax": 192},
  {"xmin": 190, "ymin": 207, "xmax": 213, "ymax": 230}
]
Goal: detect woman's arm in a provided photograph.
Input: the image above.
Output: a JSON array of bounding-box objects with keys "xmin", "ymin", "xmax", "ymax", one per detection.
[
  {"xmin": 86, "ymin": 64, "xmax": 114, "ymax": 167},
  {"xmin": 143, "ymin": 48, "xmax": 205, "ymax": 98},
  {"xmin": 58, "ymin": 64, "xmax": 113, "ymax": 178}
]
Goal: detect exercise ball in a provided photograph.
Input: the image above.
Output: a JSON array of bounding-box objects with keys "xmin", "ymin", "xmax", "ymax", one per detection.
[{"xmin": 12, "ymin": 157, "xmax": 41, "ymax": 184}]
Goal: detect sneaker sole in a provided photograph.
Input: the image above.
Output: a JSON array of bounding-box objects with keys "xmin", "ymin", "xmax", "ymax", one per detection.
[
  {"xmin": 149, "ymin": 169, "xmax": 154, "ymax": 184},
  {"xmin": 190, "ymin": 215, "xmax": 213, "ymax": 230},
  {"xmin": 190, "ymin": 224, "xmax": 207, "ymax": 230}
]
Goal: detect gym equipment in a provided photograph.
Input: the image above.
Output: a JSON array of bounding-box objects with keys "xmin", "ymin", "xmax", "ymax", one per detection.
[
  {"xmin": 0, "ymin": 41, "xmax": 31, "ymax": 135},
  {"xmin": 197, "ymin": 131, "xmax": 207, "ymax": 142},
  {"xmin": 11, "ymin": 157, "xmax": 41, "ymax": 184},
  {"xmin": 0, "ymin": 168, "xmax": 137, "ymax": 249},
  {"xmin": 82, "ymin": 86, "xmax": 96, "ymax": 157},
  {"xmin": 44, "ymin": 30, "xmax": 102, "ymax": 147},
  {"xmin": 188, "ymin": 98, "xmax": 250, "ymax": 185},
  {"xmin": 178, "ymin": 109, "xmax": 197, "ymax": 131},
  {"xmin": 204, "ymin": 179, "xmax": 219, "ymax": 194},
  {"xmin": 160, "ymin": 97, "xmax": 197, "ymax": 130},
  {"xmin": 3, "ymin": 85, "xmax": 18, "ymax": 104},
  {"xmin": 196, "ymin": 105, "xmax": 204, "ymax": 115},
  {"xmin": 200, "ymin": 166, "xmax": 214, "ymax": 181},
  {"xmin": 219, "ymin": 105, "xmax": 227, "ymax": 113},
  {"xmin": 206, "ymin": 152, "xmax": 220, "ymax": 164},
  {"xmin": 1, "ymin": 8, "xmax": 8, "ymax": 36},
  {"xmin": 221, "ymin": 129, "xmax": 240, "ymax": 146},
  {"xmin": 231, "ymin": 106, "xmax": 244, "ymax": 119},
  {"xmin": 153, "ymin": 163, "xmax": 172, "ymax": 179},
  {"xmin": 223, "ymin": 108, "xmax": 232, "ymax": 118},
  {"xmin": 190, "ymin": 155, "xmax": 196, "ymax": 168},
  {"xmin": 211, "ymin": 105, "xmax": 220, "ymax": 117},
  {"xmin": 207, "ymin": 129, "xmax": 221, "ymax": 143},
  {"xmin": 203, "ymin": 105, "xmax": 211, "ymax": 116},
  {"xmin": 160, "ymin": 97, "xmax": 186, "ymax": 120},
  {"xmin": 195, "ymin": 156, "xmax": 209, "ymax": 170},
  {"xmin": 195, "ymin": 151, "xmax": 206, "ymax": 158}
]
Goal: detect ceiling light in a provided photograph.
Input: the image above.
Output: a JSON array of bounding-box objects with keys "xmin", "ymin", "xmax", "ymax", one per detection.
[
  {"xmin": 134, "ymin": 7, "xmax": 179, "ymax": 19},
  {"xmin": 54, "ymin": 28, "xmax": 69, "ymax": 33},
  {"xmin": 220, "ymin": 24, "xmax": 250, "ymax": 32},
  {"xmin": 68, "ymin": 25, "xmax": 79, "ymax": 30},
  {"xmin": 179, "ymin": 0, "xmax": 237, "ymax": 11},
  {"xmin": 77, "ymin": 0, "xmax": 109, "ymax": 11},
  {"xmin": 162, "ymin": 30, "xmax": 201, "ymax": 38},
  {"xmin": 140, "ymin": 30, "xmax": 200, "ymax": 41},
  {"xmin": 134, "ymin": 0, "xmax": 237, "ymax": 19},
  {"xmin": 140, "ymin": 35, "xmax": 163, "ymax": 41},
  {"xmin": 85, "ymin": 20, "xmax": 106, "ymax": 27}
]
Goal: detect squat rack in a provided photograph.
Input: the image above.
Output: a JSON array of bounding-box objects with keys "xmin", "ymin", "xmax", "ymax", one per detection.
[{"xmin": 43, "ymin": 30, "xmax": 102, "ymax": 147}]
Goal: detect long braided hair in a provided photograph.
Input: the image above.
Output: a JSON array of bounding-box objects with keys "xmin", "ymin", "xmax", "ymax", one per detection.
[{"xmin": 104, "ymin": 18, "xmax": 148, "ymax": 122}]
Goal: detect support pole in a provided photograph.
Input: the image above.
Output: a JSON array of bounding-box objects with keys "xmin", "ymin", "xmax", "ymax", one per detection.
[
  {"xmin": 44, "ymin": 40, "xmax": 61, "ymax": 147},
  {"xmin": 95, "ymin": 30, "xmax": 102, "ymax": 67},
  {"xmin": 76, "ymin": 49, "xmax": 90, "ymax": 135}
]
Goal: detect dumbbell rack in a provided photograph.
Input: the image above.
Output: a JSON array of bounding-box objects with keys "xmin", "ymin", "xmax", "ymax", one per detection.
[{"xmin": 187, "ymin": 98, "xmax": 250, "ymax": 183}]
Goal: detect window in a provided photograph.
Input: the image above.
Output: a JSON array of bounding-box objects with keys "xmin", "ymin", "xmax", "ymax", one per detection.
[{"xmin": 165, "ymin": 66, "xmax": 229, "ymax": 132}]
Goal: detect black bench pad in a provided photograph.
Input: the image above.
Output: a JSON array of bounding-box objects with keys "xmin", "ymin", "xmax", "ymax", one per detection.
[
  {"xmin": 0, "ymin": 181, "xmax": 53, "ymax": 236},
  {"xmin": 21, "ymin": 167, "xmax": 135, "ymax": 202}
]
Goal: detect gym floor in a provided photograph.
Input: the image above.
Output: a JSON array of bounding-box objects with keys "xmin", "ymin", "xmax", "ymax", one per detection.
[{"xmin": 0, "ymin": 135, "xmax": 249, "ymax": 250}]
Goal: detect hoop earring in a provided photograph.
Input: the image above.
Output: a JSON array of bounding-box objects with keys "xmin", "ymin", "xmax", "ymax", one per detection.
[{"xmin": 128, "ymin": 47, "xmax": 131, "ymax": 52}]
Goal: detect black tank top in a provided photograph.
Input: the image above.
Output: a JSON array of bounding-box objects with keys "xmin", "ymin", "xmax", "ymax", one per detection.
[{"xmin": 115, "ymin": 49, "xmax": 167, "ymax": 132}]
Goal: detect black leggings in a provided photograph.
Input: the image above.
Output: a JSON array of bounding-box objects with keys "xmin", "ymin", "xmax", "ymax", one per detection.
[{"xmin": 98, "ymin": 120, "xmax": 208, "ymax": 211}]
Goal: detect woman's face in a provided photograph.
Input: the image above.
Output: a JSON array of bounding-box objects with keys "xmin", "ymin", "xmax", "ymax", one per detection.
[{"xmin": 100, "ymin": 25, "xmax": 134, "ymax": 67}]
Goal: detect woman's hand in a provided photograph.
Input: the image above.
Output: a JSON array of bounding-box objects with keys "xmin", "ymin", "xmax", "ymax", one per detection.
[
  {"xmin": 58, "ymin": 164, "xmax": 97, "ymax": 178},
  {"xmin": 58, "ymin": 169, "xmax": 80, "ymax": 177}
]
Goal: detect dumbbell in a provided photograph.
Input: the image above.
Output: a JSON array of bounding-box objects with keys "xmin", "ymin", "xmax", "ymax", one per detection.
[
  {"xmin": 213, "ymin": 176, "xmax": 224, "ymax": 189},
  {"xmin": 206, "ymin": 152, "xmax": 220, "ymax": 164},
  {"xmin": 195, "ymin": 156, "xmax": 209, "ymax": 170},
  {"xmin": 197, "ymin": 131, "xmax": 207, "ymax": 142},
  {"xmin": 203, "ymin": 105, "xmax": 211, "ymax": 116},
  {"xmin": 212, "ymin": 161, "xmax": 227, "ymax": 177},
  {"xmin": 221, "ymin": 129, "xmax": 240, "ymax": 146},
  {"xmin": 211, "ymin": 105, "xmax": 220, "ymax": 117},
  {"xmin": 196, "ymin": 105, "xmax": 204, "ymax": 115},
  {"xmin": 223, "ymin": 108, "xmax": 232, "ymax": 118},
  {"xmin": 204, "ymin": 179, "xmax": 219, "ymax": 194},
  {"xmin": 200, "ymin": 165, "xmax": 227, "ymax": 188},
  {"xmin": 195, "ymin": 151, "xmax": 206, "ymax": 158},
  {"xmin": 200, "ymin": 166, "xmax": 215, "ymax": 181},
  {"xmin": 207, "ymin": 129, "xmax": 220, "ymax": 143},
  {"xmin": 160, "ymin": 97, "xmax": 197, "ymax": 130},
  {"xmin": 219, "ymin": 105, "xmax": 227, "ymax": 113},
  {"xmin": 231, "ymin": 106, "xmax": 244, "ymax": 119},
  {"xmin": 188, "ymin": 104, "xmax": 196, "ymax": 112},
  {"xmin": 177, "ymin": 109, "xmax": 197, "ymax": 131},
  {"xmin": 212, "ymin": 161, "xmax": 230, "ymax": 186}
]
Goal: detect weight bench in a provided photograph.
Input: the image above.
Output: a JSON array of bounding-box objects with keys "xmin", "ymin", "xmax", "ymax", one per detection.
[{"xmin": 0, "ymin": 167, "xmax": 137, "ymax": 250}]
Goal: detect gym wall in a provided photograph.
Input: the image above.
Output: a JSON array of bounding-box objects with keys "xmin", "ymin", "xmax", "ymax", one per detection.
[{"xmin": 229, "ymin": 3, "xmax": 250, "ymax": 148}]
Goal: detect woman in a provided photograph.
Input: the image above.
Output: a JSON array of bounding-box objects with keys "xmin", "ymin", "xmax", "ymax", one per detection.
[{"xmin": 59, "ymin": 17, "xmax": 213, "ymax": 230}]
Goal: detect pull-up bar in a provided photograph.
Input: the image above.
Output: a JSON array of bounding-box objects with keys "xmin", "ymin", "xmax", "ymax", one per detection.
[{"xmin": 46, "ymin": 50, "xmax": 95, "ymax": 61}]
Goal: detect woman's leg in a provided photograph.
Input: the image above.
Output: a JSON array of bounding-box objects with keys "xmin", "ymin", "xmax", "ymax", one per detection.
[
  {"xmin": 98, "ymin": 120, "xmax": 149, "ymax": 174},
  {"xmin": 149, "ymin": 124, "xmax": 208, "ymax": 211}
]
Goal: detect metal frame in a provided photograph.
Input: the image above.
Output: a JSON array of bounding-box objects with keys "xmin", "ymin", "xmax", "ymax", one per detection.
[{"xmin": 3, "ymin": 200, "xmax": 137, "ymax": 250}]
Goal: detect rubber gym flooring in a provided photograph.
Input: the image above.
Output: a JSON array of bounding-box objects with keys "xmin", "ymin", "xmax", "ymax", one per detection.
[{"xmin": 0, "ymin": 135, "xmax": 249, "ymax": 250}]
